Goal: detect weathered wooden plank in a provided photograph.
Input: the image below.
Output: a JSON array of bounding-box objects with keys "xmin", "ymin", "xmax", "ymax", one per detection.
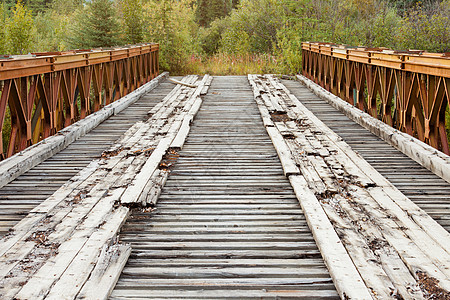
[
  {"xmin": 76, "ymin": 244, "xmax": 131, "ymax": 300},
  {"xmin": 257, "ymin": 75, "xmax": 450, "ymax": 297},
  {"xmin": 167, "ymin": 77, "xmax": 198, "ymax": 88},
  {"xmin": 142, "ymin": 170, "xmax": 169, "ymax": 206},
  {"xmin": 15, "ymin": 207, "xmax": 129, "ymax": 299},
  {"xmin": 110, "ymin": 288, "xmax": 338, "ymax": 299},
  {"xmin": 289, "ymin": 175, "xmax": 373, "ymax": 299},
  {"xmin": 265, "ymin": 126, "xmax": 300, "ymax": 176},
  {"xmin": 122, "ymin": 75, "xmax": 212, "ymax": 205},
  {"xmin": 322, "ymin": 195, "xmax": 424, "ymax": 299}
]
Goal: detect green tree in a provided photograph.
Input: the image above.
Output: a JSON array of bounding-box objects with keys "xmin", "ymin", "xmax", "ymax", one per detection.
[
  {"xmin": 370, "ymin": 6, "xmax": 401, "ymax": 48},
  {"xmin": 143, "ymin": 0, "xmax": 199, "ymax": 73},
  {"xmin": 219, "ymin": 0, "xmax": 283, "ymax": 54},
  {"xmin": 196, "ymin": 0, "xmax": 232, "ymax": 27},
  {"xmin": 120, "ymin": 0, "xmax": 145, "ymax": 44},
  {"xmin": 429, "ymin": 0, "xmax": 450, "ymax": 52},
  {"xmin": 2, "ymin": 0, "xmax": 16, "ymax": 11},
  {"xmin": 67, "ymin": 0, "xmax": 120, "ymax": 49},
  {"xmin": 6, "ymin": 1, "xmax": 35, "ymax": 54},
  {"xmin": 199, "ymin": 17, "xmax": 228, "ymax": 54},
  {"xmin": 0, "ymin": 4, "xmax": 8, "ymax": 55},
  {"xmin": 24, "ymin": 0, "xmax": 52, "ymax": 15},
  {"xmin": 50, "ymin": 0, "xmax": 84, "ymax": 14},
  {"xmin": 276, "ymin": 0, "xmax": 317, "ymax": 73}
]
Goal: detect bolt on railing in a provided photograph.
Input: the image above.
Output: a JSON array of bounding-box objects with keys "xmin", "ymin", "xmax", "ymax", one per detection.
[
  {"xmin": 0, "ymin": 43, "xmax": 159, "ymax": 160},
  {"xmin": 302, "ymin": 42, "xmax": 450, "ymax": 155}
]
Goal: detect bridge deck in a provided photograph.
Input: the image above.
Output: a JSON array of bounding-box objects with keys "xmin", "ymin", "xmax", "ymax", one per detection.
[
  {"xmin": 0, "ymin": 75, "xmax": 448, "ymax": 299},
  {"xmin": 111, "ymin": 76, "xmax": 338, "ymax": 299}
]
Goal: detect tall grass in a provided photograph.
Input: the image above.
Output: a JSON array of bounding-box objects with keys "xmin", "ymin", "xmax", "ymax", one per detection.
[{"xmin": 177, "ymin": 52, "xmax": 284, "ymax": 76}]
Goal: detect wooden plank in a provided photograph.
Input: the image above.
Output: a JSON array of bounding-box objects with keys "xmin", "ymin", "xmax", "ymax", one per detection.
[
  {"xmin": 320, "ymin": 203, "xmax": 416, "ymax": 299},
  {"xmin": 289, "ymin": 175, "xmax": 373, "ymax": 299},
  {"xmin": 15, "ymin": 207, "xmax": 129, "ymax": 299},
  {"xmin": 167, "ymin": 77, "xmax": 198, "ymax": 88},
  {"xmin": 328, "ymin": 192, "xmax": 426, "ymax": 299},
  {"xmin": 110, "ymin": 288, "xmax": 338, "ymax": 299},
  {"xmin": 142, "ymin": 169, "xmax": 169, "ymax": 206},
  {"xmin": 0, "ymin": 160, "xmax": 100, "ymax": 258},
  {"xmin": 265, "ymin": 126, "xmax": 299, "ymax": 176},
  {"xmin": 170, "ymin": 115, "xmax": 193, "ymax": 149},
  {"xmin": 0, "ymin": 186, "xmax": 126, "ymax": 298},
  {"xmin": 122, "ymin": 75, "xmax": 211, "ymax": 205},
  {"xmin": 120, "ymin": 137, "xmax": 171, "ymax": 205},
  {"xmin": 0, "ymin": 163, "xmax": 112, "ymax": 280},
  {"xmin": 349, "ymin": 187, "xmax": 450, "ymax": 283},
  {"xmin": 170, "ymin": 76, "xmax": 213, "ymax": 149},
  {"xmin": 76, "ymin": 244, "xmax": 131, "ymax": 300}
]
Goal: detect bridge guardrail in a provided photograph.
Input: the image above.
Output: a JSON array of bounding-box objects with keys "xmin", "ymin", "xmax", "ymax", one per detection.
[
  {"xmin": 0, "ymin": 43, "xmax": 159, "ymax": 160},
  {"xmin": 302, "ymin": 42, "xmax": 450, "ymax": 155}
]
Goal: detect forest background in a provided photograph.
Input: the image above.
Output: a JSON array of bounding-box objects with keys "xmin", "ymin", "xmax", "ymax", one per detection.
[
  {"xmin": 0, "ymin": 0, "xmax": 448, "ymax": 75},
  {"xmin": 0, "ymin": 0, "xmax": 449, "ymax": 153}
]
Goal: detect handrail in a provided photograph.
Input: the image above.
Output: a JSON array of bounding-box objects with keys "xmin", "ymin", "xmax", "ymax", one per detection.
[
  {"xmin": 302, "ymin": 42, "xmax": 450, "ymax": 155},
  {"xmin": 0, "ymin": 43, "xmax": 159, "ymax": 159}
]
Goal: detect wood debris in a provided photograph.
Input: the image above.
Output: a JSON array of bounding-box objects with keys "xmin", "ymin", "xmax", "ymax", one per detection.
[{"xmin": 249, "ymin": 74, "xmax": 450, "ymax": 300}]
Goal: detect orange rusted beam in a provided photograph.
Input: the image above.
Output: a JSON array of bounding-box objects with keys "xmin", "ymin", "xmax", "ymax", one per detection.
[
  {"xmin": 0, "ymin": 43, "xmax": 159, "ymax": 160},
  {"xmin": 302, "ymin": 42, "xmax": 450, "ymax": 155}
]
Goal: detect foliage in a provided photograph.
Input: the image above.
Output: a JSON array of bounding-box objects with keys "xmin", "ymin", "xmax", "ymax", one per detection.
[
  {"xmin": 143, "ymin": 0, "xmax": 199, "ymax": 73},
  {"xmin": 183, "ymin": 52, "xmax": 282, "ymax": 75},
  {"xmin": 34, "ymin": 10, "xmax": 68, "ymax": 51},
  {"xmin": 369, "ymin": 5, "xmax": 401, "ymax": 48},
  {"xmin": 1, "ymin": 107, "xmax": 11, "ymax": 158},
  {"xmin": 6, "ymin": 1, "xmax": 35, "ymax": 54},
  {"xmin": 3, "ymin": 0, "xmax": 81, "ymax": 13},
  {"xmin": 67, "ymin": 0, "xmax": 120, "ymax": 49},
  {"xmin": 399, "ymin": 0, "xmax": 449, "ymax": 52},
  {"xmin": 50, "ymin": 0, "xmax": 84, "ymax": 14},
  {"xmin": 119, "ymin": 0, "xmax": 145, "ymax": 44},
  {"xmin": 219, "ymin": 0, "xmax": 283, "ymax": 54},
  {"xmin": 198, "ymin": 19, "xmax": 227, "ymax": 55},
  {"xmin": 0, "ymin": 4, "xmax": 8, "ymax": 55},
  {"xmin": 276, "ymin": 0, "xmax": 318, "ymax": 74},
  {"xmin": 31, "ymin": 0, "xmax": 83, "ymax": 52},
  {"xmin": 196, "ymin": 0, "xmax": 232, "ymax": 27},
  {"xmin": 24, "ymin": 0, "xmax": 52, "ymax": 14}
]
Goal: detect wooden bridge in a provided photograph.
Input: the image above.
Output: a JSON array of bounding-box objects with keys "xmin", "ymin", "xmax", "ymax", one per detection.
[{"xmin": 0, "ymin": 44, "xmax": 449, "ymax": 299}]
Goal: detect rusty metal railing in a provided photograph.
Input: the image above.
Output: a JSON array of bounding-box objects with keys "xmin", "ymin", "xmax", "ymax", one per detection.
[
  {"xmin": 0, "ymin": 43, "xmax": 159, "ymax": 160},
  {"xmin": 302, "ymin": 42, "xmax": 450, "ymax": 155}
]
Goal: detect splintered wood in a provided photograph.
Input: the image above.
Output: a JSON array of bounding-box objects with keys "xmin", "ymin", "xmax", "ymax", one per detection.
[
  {"xmin": 0, "ymin": 75, "xmax": 212, "ymax": 300},
  {"xmin": 248, "ymin": 74, "xmax": 450, "ymax": 300}
]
